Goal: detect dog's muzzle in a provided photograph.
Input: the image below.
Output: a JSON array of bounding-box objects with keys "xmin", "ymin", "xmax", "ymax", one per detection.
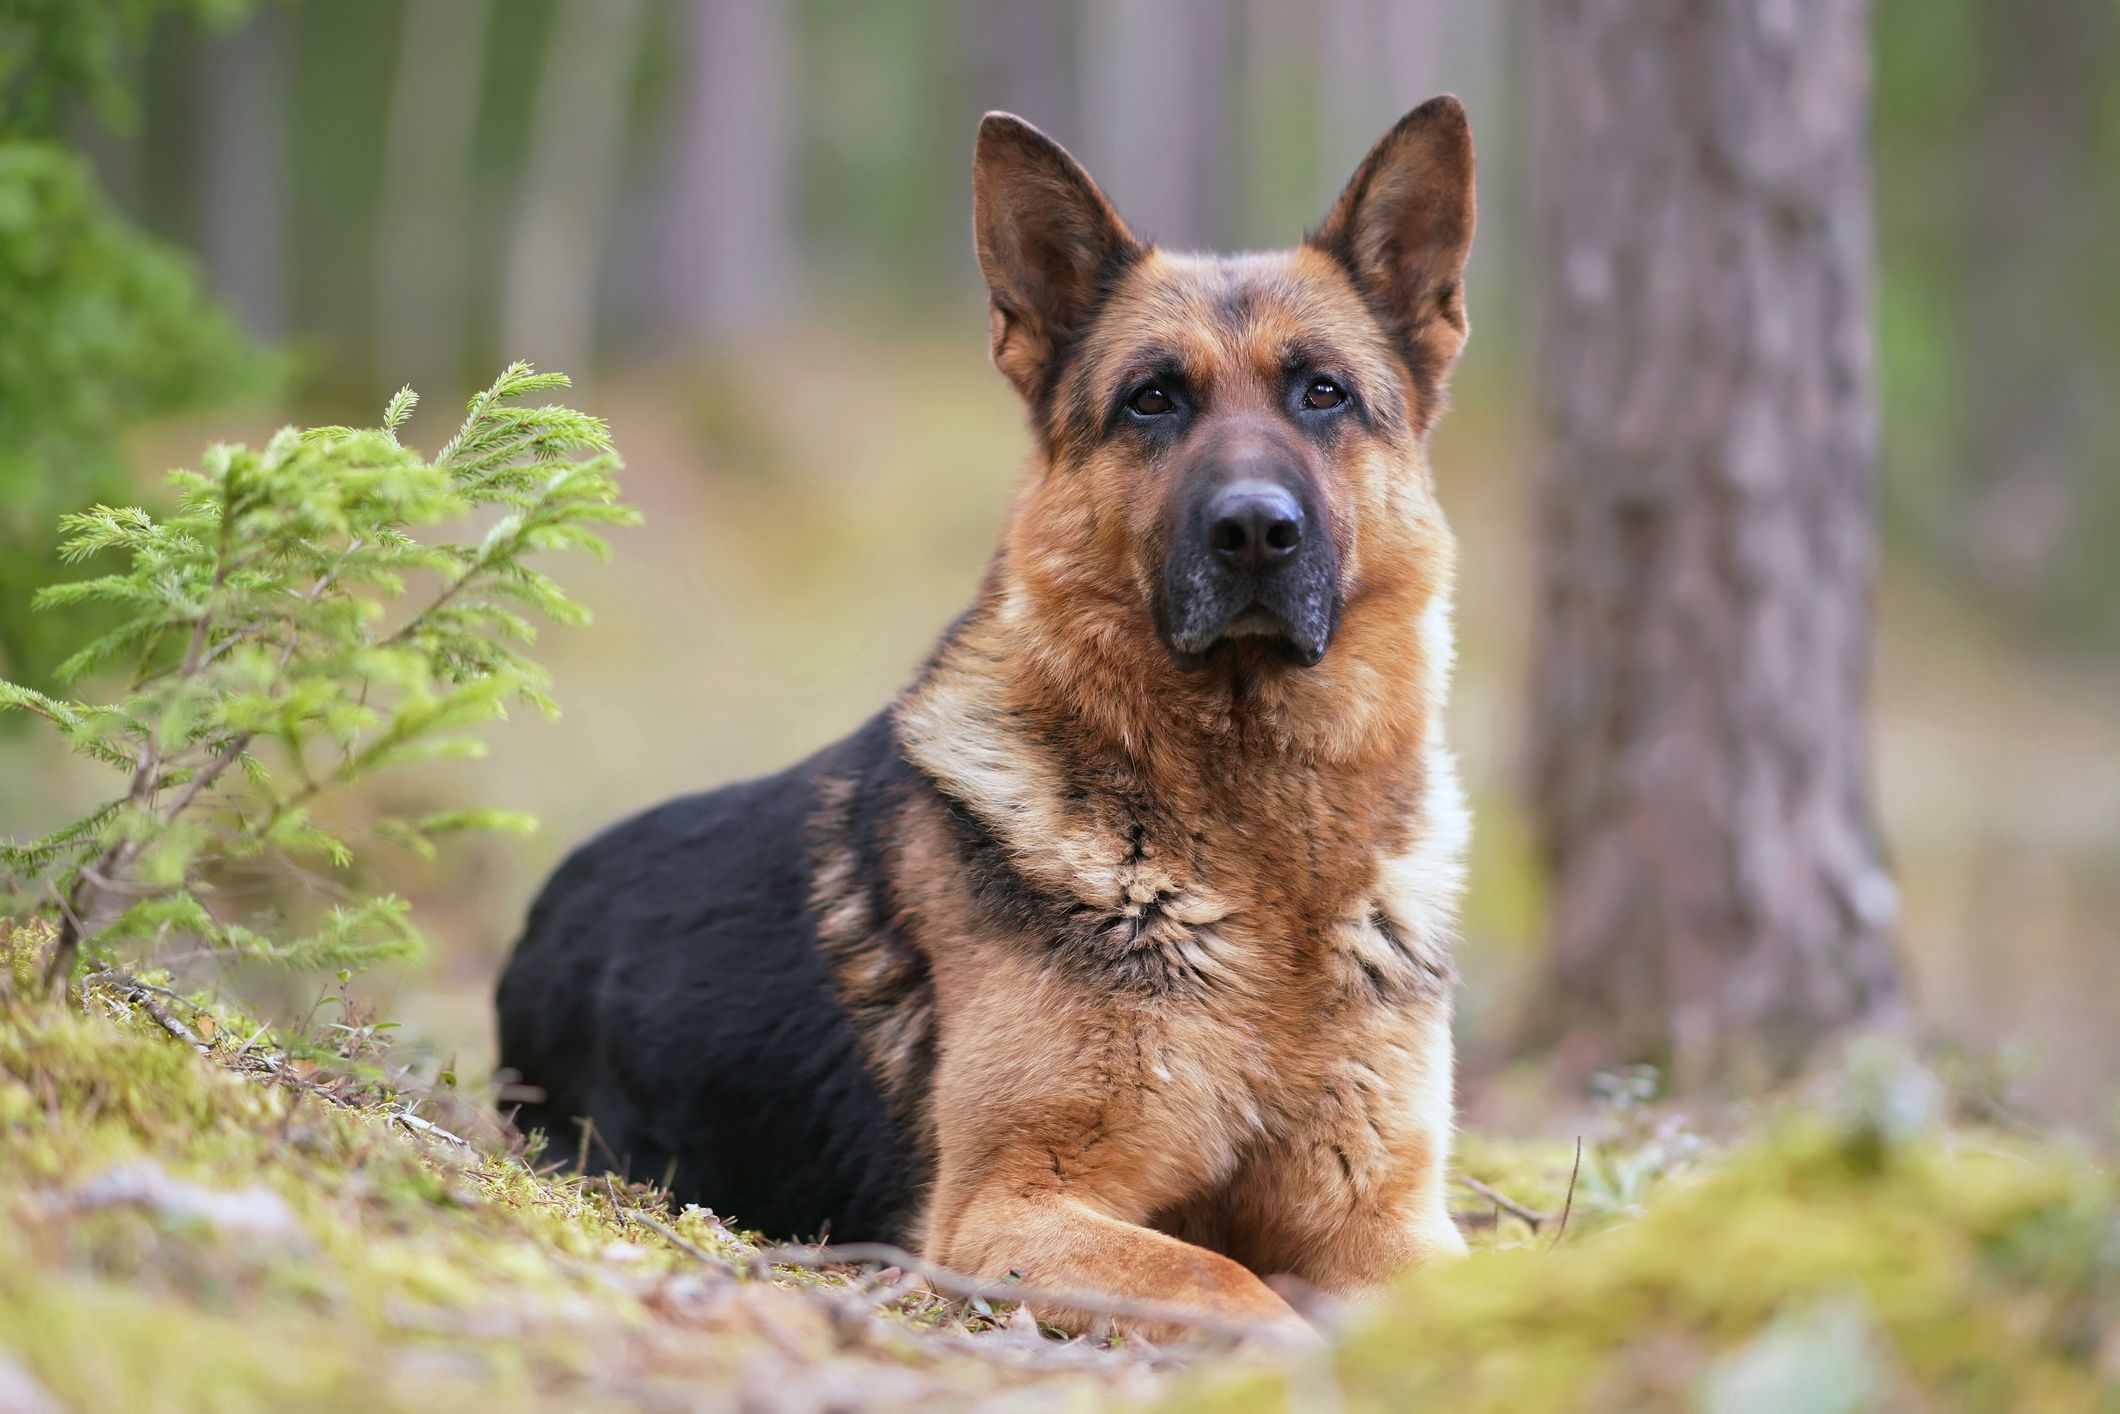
[{"xmin": 1155, "ymin": 472, "xmax": 1339, "ymax": 670}]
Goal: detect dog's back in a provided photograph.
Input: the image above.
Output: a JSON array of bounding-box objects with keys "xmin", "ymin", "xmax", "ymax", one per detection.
[{"xmin": 496, "ymin": 713, "xmax": 917, "ymax": 1239}]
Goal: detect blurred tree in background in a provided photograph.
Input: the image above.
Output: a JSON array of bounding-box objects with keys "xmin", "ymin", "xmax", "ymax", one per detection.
[
  {"xmin": 1524, "ymin": 0, "xmax": 1902, "ymax": 1084},
  {"xmin": 0, "ymin": 0, "xmax": 271, "ymax": 694}
]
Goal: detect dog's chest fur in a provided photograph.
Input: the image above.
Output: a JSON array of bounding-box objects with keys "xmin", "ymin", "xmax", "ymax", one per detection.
[
  {"xmin": 809, "ymin": 620, "xmax": 1468, "ymax": 1190},
  {"xmin": 936, "ymin": 742, "xmax": 1455, "ymax": 1007}
]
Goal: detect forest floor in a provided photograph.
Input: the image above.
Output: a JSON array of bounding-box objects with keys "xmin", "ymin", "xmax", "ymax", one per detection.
[{"xmin": 3, "ymin": 922, "xmax": 2115, "ymax": 1413}]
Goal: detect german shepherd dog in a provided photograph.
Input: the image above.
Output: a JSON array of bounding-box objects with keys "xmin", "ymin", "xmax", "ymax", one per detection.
[{"xmin": 498, "ymin": 97, "xmax": 1476, "ymax": 1339}]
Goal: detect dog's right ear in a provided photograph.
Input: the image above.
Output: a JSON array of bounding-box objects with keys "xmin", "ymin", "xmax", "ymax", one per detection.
[{"xmin": 973, "ymin": 114, "xmax": 1140, "ymax": 401}]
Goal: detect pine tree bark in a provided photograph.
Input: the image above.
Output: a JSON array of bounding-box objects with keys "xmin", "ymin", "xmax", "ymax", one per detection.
[
  {"xmin": 642, "ymin": 0, "xmax": 791, "ymax": 343},
  {"xmin": 200, "ymin": 7, "xmax": 289, "ymax": 340},
  {"xmin": 1524, "ymin": 0, "xmax": 1902, "ymax": 1085},
  {"xmin": 1077, "ymin": 0, "xmax": 1232, "ymax": 248},
  {"xmin": 376, "ymin": 0, "xmax": 491, "ymax": 402},
  {"xmin": 498, "ymin": 0, "xmax": 648, "ymax": 383}
]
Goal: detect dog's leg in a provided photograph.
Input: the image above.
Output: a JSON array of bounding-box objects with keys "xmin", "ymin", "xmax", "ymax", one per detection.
[
  {"xmin": 927, "ymin": 1185, "xmax": 1310, "ymax": 1342},
  {"xmin": 915, "ymin": 975, "xmax": 1312, "ymax": 1342},
  {"xmin": 1222, "ymin": 1004, "xmax": 1467, "ymax": 1296}
]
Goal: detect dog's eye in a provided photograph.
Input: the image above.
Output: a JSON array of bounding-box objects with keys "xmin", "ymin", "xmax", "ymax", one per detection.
[
  {"xmin": 1128, "ymin": 384, "xmax": 1173, "ymax": 417},
  {"xmin": 1303, "ymin": 379, "xmax": 1347, "ymax": 411}
]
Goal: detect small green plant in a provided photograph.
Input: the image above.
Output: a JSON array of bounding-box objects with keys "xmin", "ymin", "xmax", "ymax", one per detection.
[{"xmin": 0, "ymin": 363, "xmax": 637, "ymax": 990}]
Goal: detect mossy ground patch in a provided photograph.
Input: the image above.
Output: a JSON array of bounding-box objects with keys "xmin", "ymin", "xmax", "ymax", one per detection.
[{"xmin": 2, "ymin": 922, "xmax": 2112, "ymax": 1412}]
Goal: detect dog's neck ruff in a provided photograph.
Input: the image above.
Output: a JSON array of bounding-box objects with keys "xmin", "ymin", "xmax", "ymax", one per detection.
[{"xmin": 892, "ymin": 576, "xmax": 1469, "ymax": 989}]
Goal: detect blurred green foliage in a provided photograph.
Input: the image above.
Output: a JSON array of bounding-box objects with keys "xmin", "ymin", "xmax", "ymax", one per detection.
[
  {"xmin": 0, "ymin": 141, "xmax": 267, "ymax": 691},
  {"xmin": 0, "ymin": 0, "xmax": 251, "ymax": 134},
  {"xmin": 1, "ymin": 0, "xmax": 272, "ymax": 692},
  {"xmin": 1874, "ymin": 0, "xmax": 2120, "ymax": 646}
]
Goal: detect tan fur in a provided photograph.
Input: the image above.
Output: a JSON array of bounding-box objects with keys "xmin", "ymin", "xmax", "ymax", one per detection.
[{"xmin": 816, "ymin": 99, "xmax": 1478, "ymax": 1341}]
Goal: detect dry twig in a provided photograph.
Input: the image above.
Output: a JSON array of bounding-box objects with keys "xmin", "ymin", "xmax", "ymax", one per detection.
[
  {"xmin": 617, "ymin": 1206, "xmax": 731, "ymax": 1269},
  {"xmin": 1549, "ymin": 1137, "xmax": 1583, "ymax": 1250},
  {"xmin": 747, "ymin": 1240, "xmax": 1306, "ymax": 1348},
  {"xmin": 1457, "ymin": 1174, "xmax": 1552, "ymax": 1230},
  {"xmin": 98, "ymin": 973, "xmax": 210, "ymax": 1053},
  {"xmin": 391, "ymin": 1111, "xmax": 472, "ymax": 1148},
  {"xmin": 135, "ymin": 994, "xmax": 207, "ymax": 1051}
]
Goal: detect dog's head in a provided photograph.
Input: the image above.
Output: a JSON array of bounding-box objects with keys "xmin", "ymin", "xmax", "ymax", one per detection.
[{"xmin": 973, "ymin": 99, "xmax": 1473, "ymax": 702}]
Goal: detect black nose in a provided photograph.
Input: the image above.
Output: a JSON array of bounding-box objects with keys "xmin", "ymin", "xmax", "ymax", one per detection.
[{"xmin": 1206, "ymin": 482, "xmax": 1304, "ymax": 573}]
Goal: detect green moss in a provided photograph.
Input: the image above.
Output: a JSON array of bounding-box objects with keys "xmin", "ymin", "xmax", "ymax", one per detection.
[
  {"xmin": 1182, "ymin": 1112, "xmax": 2118, "ymax": 1412},
  {"xmin": 6, "ymin": 923, "xmax": 2113, "ymax": 1410},
  {"xmin": 0, "ymin": 958, "xmax": 1151, "ymax": 1408}
]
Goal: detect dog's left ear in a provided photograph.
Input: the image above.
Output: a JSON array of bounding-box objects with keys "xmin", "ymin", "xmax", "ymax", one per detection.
[
  {"xmin": 973, "ymin": 113, "xmax": 1140, "ymax": 402},
  {"xmin": 1311, "ymin": 96, "xmax": 1477, "ymax": 385}
]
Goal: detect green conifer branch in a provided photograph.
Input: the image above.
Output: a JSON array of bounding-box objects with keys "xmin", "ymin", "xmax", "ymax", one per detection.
[{"xmin": 0, "ymin": 364, "xmax": 638, "ymax": 992}]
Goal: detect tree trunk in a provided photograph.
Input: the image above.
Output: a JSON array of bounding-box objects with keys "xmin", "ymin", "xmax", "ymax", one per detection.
[
  {"xmin": 641, "ymin": 0, "xmax": 792, "ymax": 345},
  {"xmin": 200, "ymin": 6, "xmax": 290, "ymax": 340},
  {"xmin": 375, "ymin": 0, "xmax": 492, "ymax": 404},
  {"xmin": 1524, "ymin": 0, "xmax": 1902, "ymax": 1086},
  {"xmin": 1316, "ymin": 0, "xmax": 1444, "ymax": 196},
  {"xmin": 977, "ymin": 0, "xmax": 1074, "ymax": 147},
  {"xmin": 498, "ymin": 0, "xmax": 648, "ymax": 383},
  {"xmin": 1077, "ymin": 0, "xmax": 1232, "ymax": 249}
]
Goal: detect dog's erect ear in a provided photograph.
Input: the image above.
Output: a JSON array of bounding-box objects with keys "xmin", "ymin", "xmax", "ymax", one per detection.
[
  {"xmin": 1310, "ymin": 96, "xmax": 1476, "ymax": 389},
  {"xmin": 973, "ymin": 113, "xmax": 1140, "ymax": 401}
]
